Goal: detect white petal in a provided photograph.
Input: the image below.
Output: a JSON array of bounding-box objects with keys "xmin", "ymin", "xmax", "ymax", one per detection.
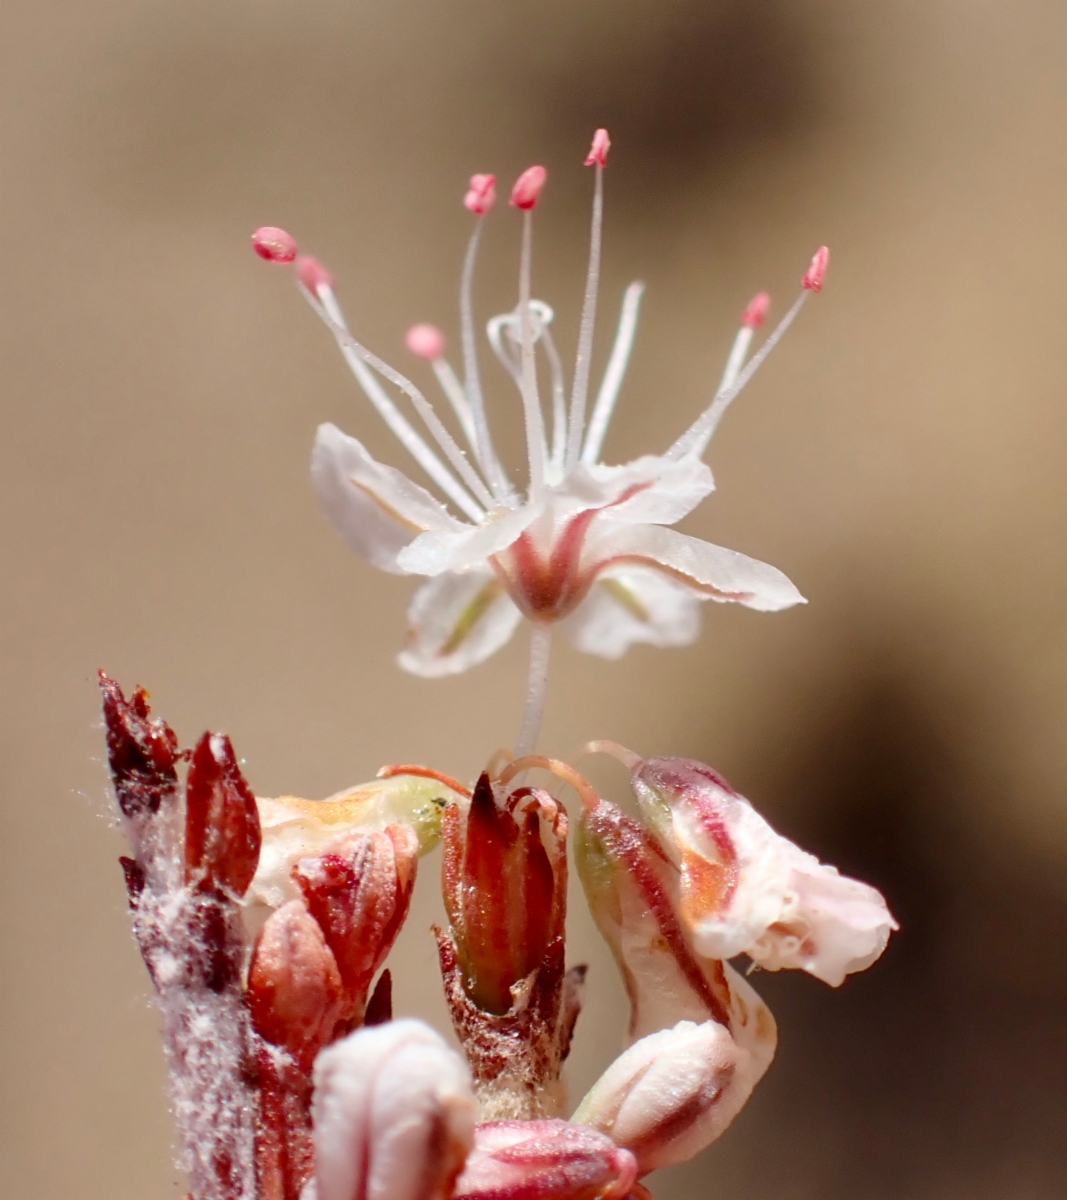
[
  {"xmin": 561, "ymin": 567, "xmax": 702, "ymax": 659},
  {"xmin": 584, "ymin": 523, "xmax": 805, "ymax": 612},
  {"xmin": 396, "ymin": 502, "xmax": 541, "ymax": 576},
  {"xmin": 398, "ymin": 569, "xmax": 523, "ymax": 677},
  {"xmin": 582, "ymin": 454, "xmax": 714, "ymax": 527},
  {"xmin": 313, "ymin": 1020, "xmax": 476, "ymax": 1200},
  {"xmin": 312, "ymin": 423, "xmax": 464, "ymax": 574}
]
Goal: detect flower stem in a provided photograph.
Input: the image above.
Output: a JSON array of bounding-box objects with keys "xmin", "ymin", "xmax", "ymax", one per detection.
[{"xmin": 516, "ymin": 623, "xmax": 552, "ymax": 757}]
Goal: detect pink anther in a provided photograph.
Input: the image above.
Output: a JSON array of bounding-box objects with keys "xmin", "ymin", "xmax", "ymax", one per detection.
[
  {"xmin": 741, "ymin": 291, "xmax": 771, "ymax": 328},
  {"xmin": 464, "ymin": 174, "xmax": 497, "ymax": 216},
  {"xmin": 585, "ymin": 128, "xmax": 611, "ymax": 167},
  {"xmin": 803, "ymin": 246, "xmax": 830, "ymax": 292},
  {"xmin": 295, "ymin": 255, "xmax": 334, "ymax": 294},
  {"xmin": 510, "ymin": 166, "xmax": 548, "ymax": 211},
  {"xmin": 252, "ymin": 227, "xmax": 298, "ymax": 263},
  {"xmin": 405, "ymin": 323, "xmax": 446, "ymax": 361}
]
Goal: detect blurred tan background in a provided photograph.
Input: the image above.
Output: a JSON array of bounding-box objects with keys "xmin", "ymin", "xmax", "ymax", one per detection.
[{"xmin": 3, "ymin": 0, "xmax": 1067, "ymax": 1197}]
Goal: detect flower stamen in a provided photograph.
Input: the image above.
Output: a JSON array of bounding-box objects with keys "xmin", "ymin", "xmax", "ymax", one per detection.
[{"xmin": 581, "ymin": 281, "xmax": 645, "ymax": 465}]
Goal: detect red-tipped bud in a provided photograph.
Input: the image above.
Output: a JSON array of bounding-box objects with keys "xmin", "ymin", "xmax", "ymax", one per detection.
[
  {"xmin": 405, "ymin": 323, "xmax": 446, "ymax": 361},
  {"xmin": 247, "ymin": 900, "xmax": 345, "ymax": 1063},
  {"xmin": 464, "ymin": 173, "xmax": 497, "ymax": 216},
  {"xmin": 454, "ymin": 1120, "xmax": 637, "ymax": 1200},
  {"xmin": 442, "ymin": 774, "xmax": 567, "ymax": 1015},
  {"xmin": 295, "ymin": 254, "xmax": 333, "ymax": 294},
  {"xmin": 252, "ymin": 226, "xmax": 298, "ymax": 263},
  {"xmin": 741, "ymin": 291, "xmax": 771, "ymax": 329},
  {"xmin": 294, "ymin": 825, "xmax": 419, "ymax": 1023},
  {"xmin": 585, "ymin": 128, "xmax": 611, "ymax": 167},
  {"xmin": 184, "ymin": 732, "xmax": 262, "ymax": 898},
  {"xmin": 802, "ymin": 245, "xmax": 829, "ymax": 292},
  {"xmin": 99, "ymin": 671, "xmax": 179, "ymax": 820},
  {"xmin": 510, "ymin": 165, "xmax": 548, "ymax": 211}
]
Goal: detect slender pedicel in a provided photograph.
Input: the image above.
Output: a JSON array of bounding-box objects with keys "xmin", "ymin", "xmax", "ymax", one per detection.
[
  {"xmin": 666, "ymin": 246, "xmax": 829, "ymax": 460},
  {"xmin": 511, "ymin": 166, "xmax": 550, "ymax": 496},
  {"xmin": 566, "ymin": 129, "xmax": 610, "ymax": 470},
  {"xmin": 581, "ymin": 281, "xmax": 645, "ymax": 464},
  {"xmin": 515, "ymin": 621, "xmax": 552, "ymax": 757}
]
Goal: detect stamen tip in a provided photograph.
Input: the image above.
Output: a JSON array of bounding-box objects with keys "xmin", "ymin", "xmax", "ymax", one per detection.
[
  {"xmin": 405, "ymin": 323, "xmax": 446, "ymax": 361},
  {"xmin": 252, "ymin": 226, "xmax": 298, "ymax": 263},
  {"xmin": 803, "ymin": 245, "xmax": 830, "ymax": 292},
  {"xmin": 741, "ymin": 291, "xmax": 771, "ymax": 328},
  {"xmin": 464, "ymin": 173, "xmax": 497, "ymax": 216},
  {"xmin": 585, "ymin": 128, "xmax": 611, "ymax": 167},
  {"xmin": 510, "ymin": 165, "xmax": 548, "ymax": 210},
  {"xmin": 295, "ymin": 254, "xmax": 333, "ymax": 294}
]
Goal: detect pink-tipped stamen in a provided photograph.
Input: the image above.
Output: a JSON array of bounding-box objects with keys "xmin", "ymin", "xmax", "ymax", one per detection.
[
  {"xmin": 742, "ymin": 291, "xmax": 771, "ymax": 328},
  {"xmin": 459, "ymin": 222, "xmax": 511, "ymax": 501},
  {"xmin": 518, "ymin": 213, "xmax": 548, "ymax": 495},
  {"xmin": 585, "ymin": 128, "xmax": 611, "ymax": 167},
  {"xmin": 582, "ymin": 282, "xmax": 645, "ymax": 465},
  {"xmin": 464, "ymin": 173, "xmax": 497, "ymax": 216},
  {"xmin": 803, "ymin": 245, "xmax": 830, "ymax": 292},
  {"xmin": 510, "ymin": 165, "xmax": 548, "ymax": 211},
  {"xmin": 565, "ymin": 145, "xmax": 605, "ymax": 469},
  {"xmin": 405, "ymin": 323, "xmax": 446, "ymax": 361},
  {"xmin": 252, "ymin": 227, "xmax": 298, "ymax": 263},
  {"xmin": 295, "ymin": 255, "xmax": 333, "ymax": 295}
]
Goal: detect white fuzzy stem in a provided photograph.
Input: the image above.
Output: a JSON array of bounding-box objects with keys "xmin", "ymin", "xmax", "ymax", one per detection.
[{"xmin": 516, "ymin": 623, "xmax": 552, "ymax": 757}]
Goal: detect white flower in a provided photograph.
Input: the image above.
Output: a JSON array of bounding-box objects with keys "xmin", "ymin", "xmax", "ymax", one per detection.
[
  {"xmin": 255, "ymin": 134, "xmax": 825, "ymax": 695},
  {"xmin": 630, "ymin": 755, "xmax": 899, "ymax": 987},
  {"xmin": 312, "ymin": 1019, "xmax": 477, "ymax": 1200}
]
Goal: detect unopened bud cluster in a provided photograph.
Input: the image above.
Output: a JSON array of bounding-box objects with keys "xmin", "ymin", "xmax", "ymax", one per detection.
[{"xmin": 102, "ymin": 128, "xmax": 894, "ymax": 1200}]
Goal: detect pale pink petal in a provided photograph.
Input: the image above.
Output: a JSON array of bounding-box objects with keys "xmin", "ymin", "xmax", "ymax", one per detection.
[
  {"xmin": 313, "ymin": 1019, "xmax": 476, "ymax": 1200},
  {"xmin": 561, "ymin": 567, "xmax": 701, "ymax": 659},
  {"xmin": 398, "ymin": 569, "xmax": 523, "ymax": 677},
  {"xmin": 396, "ymin": 502, "xmax": 542, "ymax": 576},
  {"xmin": 582, "ymin": 455, "xmax": 714, "ymax": 527},
  {"xmin": 584, "ymin": 523, "xmax": 805, "ymax": 612},
  {"xmin": 312, "ymin": 424, "xmax": 464, "ymax": 573}
]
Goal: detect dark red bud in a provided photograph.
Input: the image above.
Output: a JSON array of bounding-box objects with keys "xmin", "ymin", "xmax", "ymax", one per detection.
[
  {"xmin": 99, "ymin": 671, "xmax": 179, "ymax": 819},
  {"xmin": 185, "ymin": 731, "xmax": 262, "ymax": 897},
  {"xmin": 363, "ymin": 969, "xmax": 393, "ymax": 1027}
]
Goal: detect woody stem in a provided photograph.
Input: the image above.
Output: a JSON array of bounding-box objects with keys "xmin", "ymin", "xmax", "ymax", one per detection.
[{"xmin": 516, "ymin": 623, "xmax": 552, "ymax": 757}]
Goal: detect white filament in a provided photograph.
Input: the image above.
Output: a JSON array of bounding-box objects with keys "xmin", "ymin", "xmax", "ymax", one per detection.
[
  {"xmin": 460, "ymin": 222, "xmax": 510, "ymax": 499},
  {"xmin": 684, "ymin": 325, "xmax": 755, "ymax": 459},
  {"xmin": 311, "ymin": 286, "xmax": 485, "ymax": 521},
  {"xmin": 518, "ymin": 212, "xmax": 548, "ymax": 496},
  {"xmin": 516, "ymin": 622, "xmax": 552, "ymax": 756},
  {"xmin": 666, "ymin": 292, "xmax": 809, "ymax": 461},
  {"xmin": 582, "ymin": 281, "xmax": 644, "ymax": 464},
  {"xmin": 566, "ymin": 163, "xmax": 604, "ymax": 470},
  {"xmin": 430, "ymin": 357, "xmax": 478, "ymax": 454},
  {"xmin": 539, "ymin": 324, "xmax": 568, "ymax": 482}
]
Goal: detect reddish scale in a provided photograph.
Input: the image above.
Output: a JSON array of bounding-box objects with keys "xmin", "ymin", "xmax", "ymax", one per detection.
[
  {"xmin": 185, "ymin": 731, "xmax": 262, "ymax": 898},
  {"xmin": 99, "ymin": 670, "xmax": 180, "ymax": 819}
]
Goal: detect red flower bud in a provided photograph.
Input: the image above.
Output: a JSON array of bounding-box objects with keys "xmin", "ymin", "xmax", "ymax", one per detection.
[{"xmin": 185, "ymin": 731, "xmax": 262, "ymax": 897}]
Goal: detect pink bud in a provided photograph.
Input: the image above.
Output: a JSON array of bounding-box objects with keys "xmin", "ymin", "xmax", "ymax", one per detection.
[
  {"xmin": 405, "ymin": 323, "xmax": 446, "ymax": 361},
  {"xmin": 741, "ymin": 291, "xmax": 770, "ymax": 329},
  {"xmin": 295, "ymin": 254, "xmax": 334, "ymax": 294},
  {"xmin": 453, "ymin": 1120, "xmax": 636, "ymax": 1200},
  {"xmin": 585, "ymin": 128, "xmax": 611, "ymax": 167},
  {"xmin": 802, "ymin": 245, "xmax": 829, "ymax": 292},
  {"xmin": 574, "ymin": 1019, "xmax": 769, "ymax": 1174},
  {"xmin": 313, "ymin": 1020, "xmax": 476, "ymax": 1200},
  {"xmin": 464, "ymin": 173, "xmax": 497, "ymax": 216},
  {"xmin": 510, "ymin": 165, "xmax": 548, "ymax": 211},
  {"xmin": 252, "ymin": 226, "xmax": 298, "ymax": 263}
]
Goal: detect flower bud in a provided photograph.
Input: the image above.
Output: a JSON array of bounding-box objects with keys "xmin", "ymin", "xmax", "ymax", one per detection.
[
  {"xmin": 631, "ymin": 756, "xmax": 898, "ymax": 986},
  {"xmin": 313, "ymin": 1019, "xmax": 476, "ymax": 1200},
  {"xmin": 99, "ymin": 670, "xmax": 179, "ymax": 821},
  {"xmin": 249, "ymin": 772, "xmax": 461, "ymax": 911},
  {"xmin": 453, "ymin": 1119, "xmax": 636, "ymax": 1200},
  {"xmin": 185, "ymin": 731, "xmax": 262, "ymax": 898},
  {"xmin": 443, "ymin": 773, "xmax": 566, "ymax": 1015},
  {"xmin": 573, "ymin": 1019, "xmax": 765, "ymax": 1174},
  {"xmin": 294, "ymin": 825, "xmax": 418, "ymax": 1024},
  {"xmin": 247, "ymin": 900, "xmax": 344, "ymax": 1063}
]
